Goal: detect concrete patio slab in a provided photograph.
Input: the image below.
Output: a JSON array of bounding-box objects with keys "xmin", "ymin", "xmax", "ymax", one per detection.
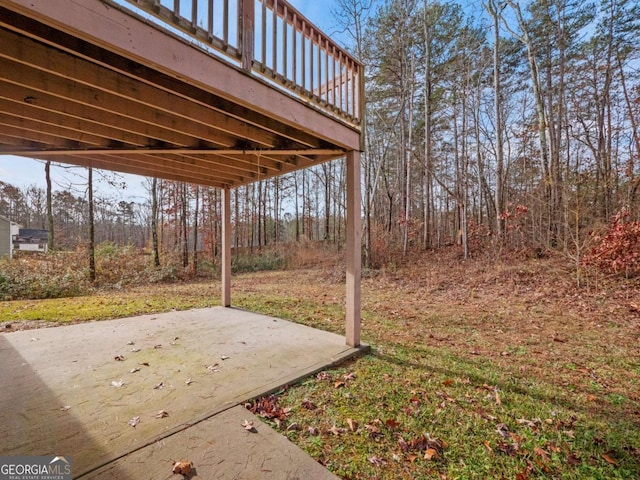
[
  {"xmin": 0, "ymin": 307, "xmax": 364, "ymax": 478},
  {"xmin": 83, "ymin": 405, "xmax": 339, "ymax": 480}
]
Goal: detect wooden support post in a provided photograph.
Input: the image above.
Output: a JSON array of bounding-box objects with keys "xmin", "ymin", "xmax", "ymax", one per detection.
[
  {"xmin": 346, "ymin": 150, "xmax": 361, "ymax": 347},
  {"xmin": 222, "ymin": 187, "xmax": 231, "ymax": 307}
]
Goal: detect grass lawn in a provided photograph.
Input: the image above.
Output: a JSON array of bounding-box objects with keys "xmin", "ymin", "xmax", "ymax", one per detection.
[{"xmin": 1, "ymin": 252, "xmax": 639, "ymax": 479}]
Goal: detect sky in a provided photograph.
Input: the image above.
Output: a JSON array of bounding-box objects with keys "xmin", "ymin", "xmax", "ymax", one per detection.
[{"xmin": 0, "ymin": 0, "xmax": 340, "ymax": 202}]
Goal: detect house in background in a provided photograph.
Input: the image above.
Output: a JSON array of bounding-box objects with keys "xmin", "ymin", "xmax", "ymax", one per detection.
[
  {"xmin": 0, "ymin": 215, "xmax": 21, "ymax": 259},
  {"xmin": 13, "ymin": 228, "xmax": 49, "ymax": 254}
]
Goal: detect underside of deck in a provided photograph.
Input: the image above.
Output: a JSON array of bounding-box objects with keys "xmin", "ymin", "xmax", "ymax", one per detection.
[
  {"xmin": 0, "ymin": 0, "xmax": 361, "ymax": 188},
  {"xmin": 0, "ymin": 307, "xmax": 365, "ymax": 478}
]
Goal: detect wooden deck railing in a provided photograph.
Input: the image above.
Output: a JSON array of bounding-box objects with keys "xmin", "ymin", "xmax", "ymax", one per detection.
[{"xmin": 121, "ymin": 0, "xmax": 363, "ymax": 128}]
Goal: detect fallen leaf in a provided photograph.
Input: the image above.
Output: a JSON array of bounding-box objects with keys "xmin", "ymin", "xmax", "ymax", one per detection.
[
  {"xmin": 248, "ymin": 395, "xmax": 288, "ymax": 420},
  {"xmin": 153, "ymin": 344, "xmax": 162, "ymax": 349},
  {"xmin": 495, "ymin": 390, "xmax": 502, "ymax": 406},
  {"xmin": 407, "ymin": 454, "xmax": 418, "ymax": 463},
  {"xmin": 114, "ymin": 355, "xmax": 125, "ymax": 361},
  {"xmin": 301, "ymin": 399, "xmax": 317, "ymax": 410},
  {"xmin": 334, "ymin": 381, "xmax": 346, "ymax": 389},
  {"xmin": 60, "ymin": 405, "xmax": 71, "ymax": 412},
  {"xmin": 483, "ymin": 440, "xmax": 493, "ymax": 453},
  {"xmin": 346, "ymin": 418, "xmax": 358, "ymax": 432},
  {"xmin": 602, "ymin": 452, "xmax": 618, "ymax": 465},
  {"xmin": 128, "ymin": 416, "xmax": 140, "ymax": 427},
  {"xmin": 129, "ymin": 367, "xmax": 140, "ymax": 374},
  {"xmin": 516, "ymin": 418, "xmax": 536, "ymax": 427},
  {"xmin": 130, "ymin": 348, "xmax": 141, "ymax": 353},
  {"xmin": 567, "ymin": 453, "xmax": 581, "ymax": 465},
  {"xmin": 424, "ymin": 448, "xmax": 439, "ymax": 460},
  {"xmin": 155, "ymin": 410, "xmax": 169, "ymax": 418},
  {"xmin": 220, "ymin": 355, "xmax": 230, "ymax": 360},
  {"xmin": 185, "ymin": 378, "xmax": 192, "ymax": 385},
  {"xmin": 307, "ymin": 426, "xmax": 319, "ymax": 436},
  {"xmin": 443, "ymin": 379, "xmax": 455, "ymax": 387},
  {"xmin": 242, "ymin": 419, "xmax": 256, "ymax": 432},
  {"xmin": 397, "ymin": 436, "xmax": 409, "ymax": 452},
  {"xmin": 328, "ymin": 425, "xmax": 347, "ymax": 436},
  {"xmin": 368, "ymin": 455, "xmax": 386, "ymax": 466},
  {"xmin": 126, "ymin": 341, "xmax": 135, "ymax": 345},
  {"xmin": 534, "ymin": 446, "xmax": 549, "ymax": 461},
  {"xmin": 385, "ymin": 418, "xmax": 401, "ymax": 430},
  {"xmin": 343, "ymin": 372, "xmax": 357, "ymax": 381},
  {"xmin": 364, "ymin": 423, "xmax": 383, "ymax": 440},
  {"xmin": 587, "ymin": 394, "xmax": 596, "ymax": 402},
  {"xmin": 207, "ymin": 363, "xmax": 220, "ymax": 373},
  {"xmin": 153, "ymin": 382, "xmax": 165, "ymax": 390},
  {"xmin": 111, "ymin": 380, "xmax": 124, "ymax": 388},
  {"xmin": 286, "ymin": 422, "xmax": 300, "ymax": 431},
  {"xmin": 172, "ymin": 460, "xmax": 193, "ymax": 475},
  {"xmin": 316, "ymin": 371, "xmax": 332, "ymax": 381},
  {"xmin": 496, "ymin": 441, "xmax": 518, "ymax": 456},
  {"xmin": 139, "ymin": 362, "xmax": 150, "ymax": 366},
  {"xmin": 496, "ymin": 423, "xmax": 510, "ymax": 438}
]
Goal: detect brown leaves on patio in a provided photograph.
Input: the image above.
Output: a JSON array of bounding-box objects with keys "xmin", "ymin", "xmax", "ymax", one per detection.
[
  {"xmin": 242, "ymin": 419, "xmax": 256, "ymax": 432},
  {"xmin": 172, "ymin": 460, "xmax": 193, "ymax": 476}
]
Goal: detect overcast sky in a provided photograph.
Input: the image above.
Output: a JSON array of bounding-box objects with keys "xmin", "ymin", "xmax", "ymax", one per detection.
[{"xmin": 0, "ymin": 0, "xmax": 340, "ymax": 200}]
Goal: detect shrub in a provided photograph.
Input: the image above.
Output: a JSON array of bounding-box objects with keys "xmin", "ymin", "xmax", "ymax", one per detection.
[
  {"xmin": 583, "ymin": 208, "xmax": 640, "ymax": 277},
  {"xmin": 0, "ymin": 252, "xmax": 90, "ymax": 300},
  {"xmin": 231, "ymin": 251, "xmax": 284, "ymax": 273}
]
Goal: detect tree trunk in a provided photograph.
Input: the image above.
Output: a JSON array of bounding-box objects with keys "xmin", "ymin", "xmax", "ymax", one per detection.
[
  {"xmin": 487, "ymin": 0, "xmax": 505, "ymax": 237},
  {"xmin": 151, "ymin": 177, "xmax": 160, "ymax": 267},
  {"xmin": 88, "ymin": 167, "xmax": 96, "ymax": 283},
  {"xmin": 45, "ymin": 161, "xmax": 55, "ymax": 251},
  {"xmin": 192, "ymin": 185, "xmax": 199, "ymax": 274}
]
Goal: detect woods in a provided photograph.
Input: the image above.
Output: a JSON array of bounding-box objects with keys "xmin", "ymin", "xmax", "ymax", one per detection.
[{"xmin": 1, "ymin": 0, "xmax": 640, "ymax": 275}]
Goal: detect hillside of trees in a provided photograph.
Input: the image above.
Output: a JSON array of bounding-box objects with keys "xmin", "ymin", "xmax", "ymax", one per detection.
[{"xmin": 1, "ymin": 0, "xmax": 640, "ymax": 284}]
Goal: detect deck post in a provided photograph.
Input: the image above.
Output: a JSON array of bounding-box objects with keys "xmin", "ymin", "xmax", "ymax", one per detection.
[
  {"xmin": 346, "ymin": 150, "xmax": 362, "ymax": 347},
  {"xmin": 222, "ymin": 187, "xmax": 231, "ymax": 307}
]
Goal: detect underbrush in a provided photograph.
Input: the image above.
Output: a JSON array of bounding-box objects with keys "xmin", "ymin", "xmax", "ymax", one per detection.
[
  {"xmin": 0, "ymin": 241, "xmax": 341, "ymax": 301},
  {"xmin": 0, "ymin": 252, "xmax": 89, "ymax": 300},
  {"xmin": 0, "ymin": 243, "xmax": 182, "ymax": 300}
]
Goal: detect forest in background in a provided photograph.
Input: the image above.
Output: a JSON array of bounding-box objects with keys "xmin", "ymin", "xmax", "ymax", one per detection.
[{"xmin": 1, "ymin": 0, "xmax": 640, "ymax": 283}]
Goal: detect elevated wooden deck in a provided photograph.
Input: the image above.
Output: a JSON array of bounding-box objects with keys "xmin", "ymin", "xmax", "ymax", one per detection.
[{"xmin": 0, "ymin": 0, "xmax": 362, "ymax": 188}]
